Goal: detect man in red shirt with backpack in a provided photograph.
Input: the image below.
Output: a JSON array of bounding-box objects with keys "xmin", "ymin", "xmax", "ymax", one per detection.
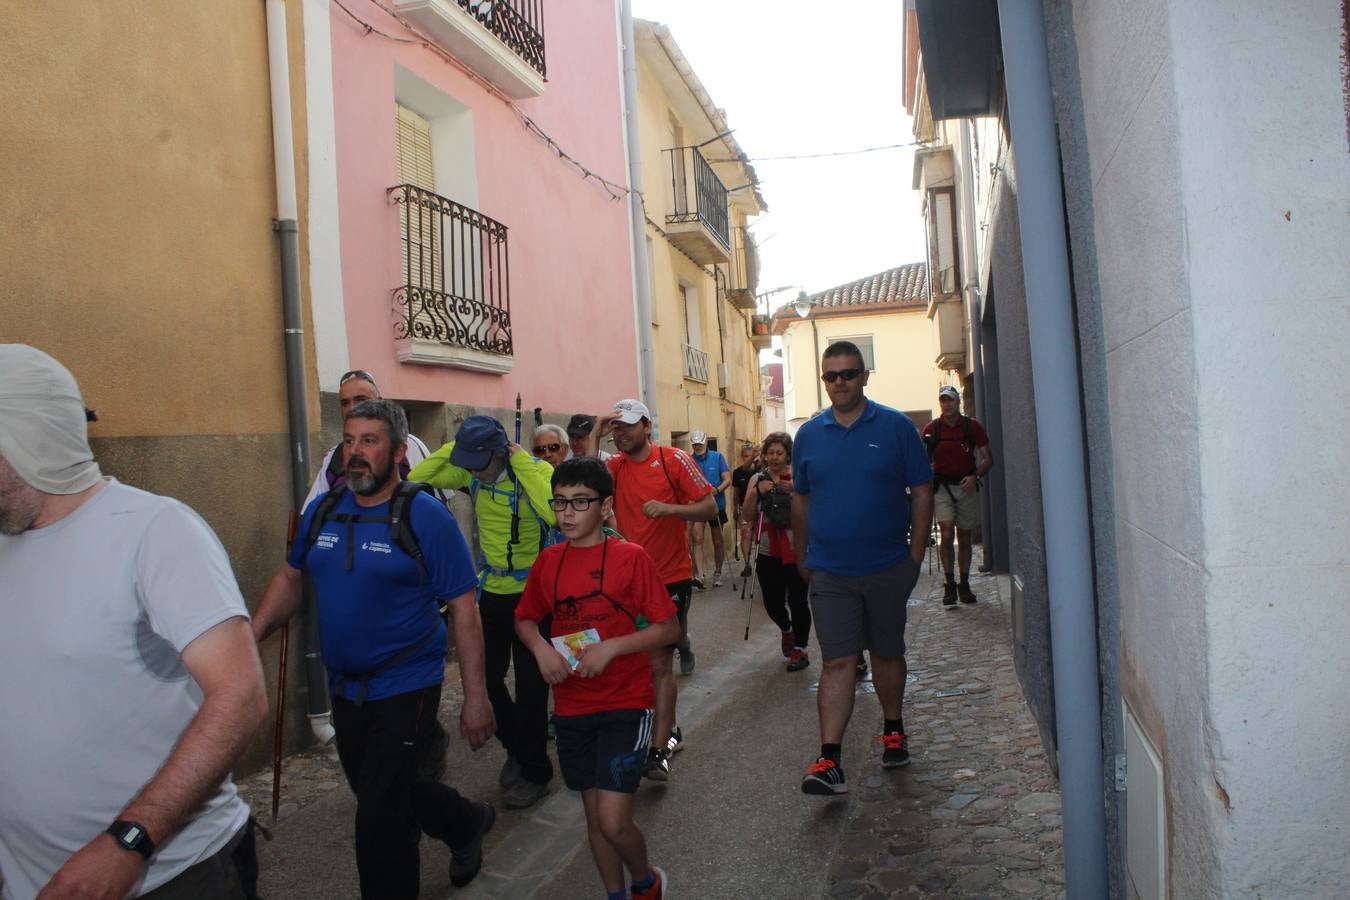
[{"xmin": 921, "ymin": 386, "xmax": 995, "ymax": 606}]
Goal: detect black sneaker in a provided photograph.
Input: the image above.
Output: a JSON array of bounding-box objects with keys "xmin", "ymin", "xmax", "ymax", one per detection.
[
  {"xmin": 677, "ymin": 644, "xmax": 696, "ymax": 675},
  {"xmin": 449, "ymin": 801, "xmax": 496, "ymax": 887},
  {"xmin": 643, "ymin": 747, "xmax": 670, "ymax": 781},
  {"xmin": 880, "ymin": 731, "xmax": 911, "ymax": 768},
  {"xmin": 786, "ymin": 647, "xmax": 810, "ymax": 672},
  {"xmin": 855, "ymin": 654, "xmax": 869, "ymax": 681},
  {"xmin": 958, "ymin": 581, "xmax": 977, "ymax": 604},
  {"xmin": 666, "ymin": 726, "xmax": 684, "ymax": 754},
  {"xmin": 692, "ymin": 574, "xmax": 707, "ymax": 591},
  {"xmin": 943, "ymin": 581, "xmax": 958, "ymax": 607},
  {"xmin": 801, "ymin": 757, "xmax": 847, "ymax": 795}
]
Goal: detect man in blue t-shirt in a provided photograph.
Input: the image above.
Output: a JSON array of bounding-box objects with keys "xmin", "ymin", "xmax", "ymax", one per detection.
[
  {"xmin": 253, "ymin": 400, "xmax": 497, "ymax": 896},
  {"xmin": 688, "ymin": 431, "xmax": 732, "ymax": 589},
  {"xmin": 790, "ymin": 341, "xmax": 934, "ymax": 797}
]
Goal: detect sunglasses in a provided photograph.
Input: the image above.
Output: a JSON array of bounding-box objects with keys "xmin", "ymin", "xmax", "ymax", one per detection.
[
  {"xmin": 821, "ymin": 368, "xmax": 864, "ymax": 383},
  {"xmin": 533, "ymin": 443, "xmax": 563, "ymax": 455},
  {"xmin": 547, "ymin": 496, "xmax": 604, "ymax": 511},
  {"xmin": 340, "ymin": 369, "xmax": 377, "ymax": 388}
]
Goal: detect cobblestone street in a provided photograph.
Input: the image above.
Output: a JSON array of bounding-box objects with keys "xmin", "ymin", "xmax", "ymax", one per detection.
[{"xmin": 825, "ymin": 561, "xmax": 1065, "ymax": 898}]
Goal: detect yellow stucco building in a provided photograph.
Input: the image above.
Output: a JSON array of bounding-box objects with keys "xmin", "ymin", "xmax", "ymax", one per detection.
[
  {"xmin": 0, "ymin": 3, "xmax": 318, "ymax": 771},
  {"xmin": 773, "ymin": 263, "xmax": 943, "ymax": 433},
  {"xmin": 630, "ymin": 20, "xmax": 768, "ymax": 456}
]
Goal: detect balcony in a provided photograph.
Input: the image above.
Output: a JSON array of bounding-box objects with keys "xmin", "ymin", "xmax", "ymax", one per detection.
[
  {"xmin": 749, "ymin": 314, "xmax": 772, "ymax": 351},
  {"xmin": 664, "ymin": 146, "xmax": 730, "ymax": 264},
  {"xmin": 388, "ymin": 183, "xmax": 513, "ymax": 373},
  {"xmin": 682, "ymin": 343, "xmax": 710, "ymax": 383},
  {"xmin": 727, "ymin": 226, "xmax": 758, "ymax": 310},
  {"xmin": 393, "ymin": 0, "xmax": 545, "ymax": 99},
  {"xmin": 931, "ymin": 299, "xmax": 965, "ymax": 370}
]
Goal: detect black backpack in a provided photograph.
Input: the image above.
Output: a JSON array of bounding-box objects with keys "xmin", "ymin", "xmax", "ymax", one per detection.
[
  {"xmin": 756, "ymin": 470, "xmax": 793, "ymax": 529},
  {"xmin": 304, "ymin": 480, "xmax": 432, "ymax": 578}
]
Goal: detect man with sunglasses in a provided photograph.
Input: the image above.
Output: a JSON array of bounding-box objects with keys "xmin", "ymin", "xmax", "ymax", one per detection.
[
  {"xmin": 594, "ymin": 400, "xmax": 715, "ymax": 781},
  {"xmin": 921, "ymin": 385, "xmax": 993, "ymax": 606},
  {"xmin": 531, "ymin": 423, "xmax": 571, "ymax": 469},
  {"xmin": 791, "ymin": 341, "xmax": 934, "ymax": 796},
  {"xmin": 303, "ymin": 370, "xmax": 440, "ymax": 510}
]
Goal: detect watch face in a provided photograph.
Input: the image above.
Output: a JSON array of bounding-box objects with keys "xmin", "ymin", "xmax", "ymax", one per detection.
[{"xmin": 121, "ymin": 824, "xmax": 145, "ymax": 845}]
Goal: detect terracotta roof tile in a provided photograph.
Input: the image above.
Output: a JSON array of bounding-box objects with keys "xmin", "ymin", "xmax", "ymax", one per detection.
[{"xmin": 772, "ymin": 263, "xmax": 927, "ymax": 321}]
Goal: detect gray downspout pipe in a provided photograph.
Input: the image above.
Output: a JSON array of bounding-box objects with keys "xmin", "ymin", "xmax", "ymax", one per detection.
[
  {"xmin": 265, "ymin": 0, "xmax": 330, "ymax": 732},
  {"xmin": 619, "ymin": 0, "xmax": 660, "ymax": 439},
  {"xmin": 997, "ymin": 0, "xmax": 1108, "ymax": 894}
]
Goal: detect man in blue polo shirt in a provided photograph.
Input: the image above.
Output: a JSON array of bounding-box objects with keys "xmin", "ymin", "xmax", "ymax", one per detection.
[
  {"xmin": 791, "ymin": 341, "xmax": 934, "ymax": 796},
  {"xmin": 252, "ymin": 399, "xmax": 497, "ymax": 897}
]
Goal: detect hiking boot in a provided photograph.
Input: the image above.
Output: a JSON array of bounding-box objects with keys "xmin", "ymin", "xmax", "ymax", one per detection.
[
  {"xmin": 740, "ymin": 562, "xmax": 753, "ymax": 579},
  {"xmin": 497, "ymin": 755, "xmax": 521, "ymax": 789},
  {"xmin": 502, "ymin": 777, "xmax": 549, "ymax": 810},
  {"xmin": 643, "ymin": 747, "xmax": 671, "ymax": 782},
  {"xmin": 448, "ymin": 801, "xmax": 495, "ymax": 887},
  {"xmin": 786, "ymin": 648, "xmax": 810, "ymax": 672},
  {"xmin": 958, "ymin": 580, "xmax": 977, "ymax": 604},
  {"xmin": 666, "ymin": 726, "xmax": 684, "ymax": 754},
  {"xmin": 801, "ymin": 757, "xmax": 847, "ymax": 795},
  {"xmin": 630, "ymin": 864, "xmax": 667, "ymax": 899},
  {"xmin": 677, "ymin": 644, "xmax": 696, "ymax": 675},
  {"xmin": 780, "ymin": 630, "xmax": 794, "ymax": 658},
  {"xmin": 943, "ymin": 580, "xmax": 958, "ymax": 607},
  {"xmin": 880, "ymin": 731, "xmax": 911, "ymax": 768}
]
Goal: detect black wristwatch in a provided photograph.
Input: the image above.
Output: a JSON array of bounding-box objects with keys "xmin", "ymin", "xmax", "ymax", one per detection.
[{"xmin": 107, "ymin": 820, "xmax": 155, "ymax": 860}]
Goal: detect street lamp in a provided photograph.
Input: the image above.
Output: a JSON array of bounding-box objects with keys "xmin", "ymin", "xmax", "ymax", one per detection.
[{"xmin": 792, "ymin": 290, "xmax": 813, "ymax": 318}]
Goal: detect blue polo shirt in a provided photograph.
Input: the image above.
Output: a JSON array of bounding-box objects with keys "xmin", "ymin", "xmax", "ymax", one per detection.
[
  {"xmin": 289, "ymin": 489, "xmax": 478, "ymax": 702},
  {"xmin": 792, "ymin": 400, "xmax": 933, "ymax": 576},
  {"xmin": 693, "ymin": 449, "xmax": 731, "ymax": 510}
]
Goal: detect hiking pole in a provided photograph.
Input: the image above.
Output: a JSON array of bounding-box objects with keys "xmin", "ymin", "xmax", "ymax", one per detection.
[
  {"xmin": 514, "ymin": 393, "xmax": 522, "ymax": 444},
  {"xmin": 742, "ymin": 511, "xmax": 764, "ymax": 640},
  {"xmin": 271, "ymin": 508, "xmax": 300, "ymax": 820}
]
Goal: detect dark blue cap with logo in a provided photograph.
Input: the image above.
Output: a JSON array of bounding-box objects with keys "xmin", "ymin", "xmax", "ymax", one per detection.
[{"xmin": 450, "ymin": 415, "xmax": 509, "ymax": 470}]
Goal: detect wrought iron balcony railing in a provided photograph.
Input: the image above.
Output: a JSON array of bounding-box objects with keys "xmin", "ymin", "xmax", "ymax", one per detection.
[
  {"xmin": 389, "ymin": 183, "xmax": 512, "ymax": 356},
  {"xmin": 665, "ymin": 145, "xmax": 730, "ymax": 250},
  {"xmin": 458, "ymin": 0, "xmax": 546, "ymax": 77},
  {"xmin": 682, "ymin": 343, "xmax": 710, "ymax": 383}
]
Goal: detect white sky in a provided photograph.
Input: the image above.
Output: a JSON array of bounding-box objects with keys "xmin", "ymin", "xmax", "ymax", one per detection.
[{"xmin": 631, "ymin": 0, "xmax": 927, "ymax": 318}]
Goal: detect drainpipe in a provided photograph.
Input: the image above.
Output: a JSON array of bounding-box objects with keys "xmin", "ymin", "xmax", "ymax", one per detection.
[
  {"xmin": 265, "ymin": 0, "xmax": 333, "ymax": 745},
  {"xmin": 619, "ymin": 0, "xmax": 660, "ymax": 439},
  {"xmin": 997, "ymin": 1, "xmax": 1107, "ymax": 894},
  {"xmin": 957, "ymin": 119, "xmax": 996, "ymax": 570},
  {"xmin": 810, "ymin": 315, "xmax": 823, "ymax": 412}
]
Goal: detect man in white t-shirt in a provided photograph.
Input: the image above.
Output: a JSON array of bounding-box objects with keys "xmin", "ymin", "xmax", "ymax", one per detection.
[
  {"xmin": 303, "ymin": 369, "xmax": 442, "ymax": 509},
  {"xmin": 0, "ymin": 345, "xmax": 268, "ymax": 900}
]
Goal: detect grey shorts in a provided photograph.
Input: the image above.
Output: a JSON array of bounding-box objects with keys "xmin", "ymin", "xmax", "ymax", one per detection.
[
  {"xmin": 934, "ymin": 479, "xmax": 981, "ymax": 530},
  {"xmin": 809, "ymin": 556, "xmax": 922, "ymax": 661}
]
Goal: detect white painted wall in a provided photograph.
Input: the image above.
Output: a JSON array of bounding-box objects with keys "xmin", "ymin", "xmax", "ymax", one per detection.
[
  {"xmin": 1080, "ymin": 1, "xmax": 1350, "ymax": 895},
  {"xmin": 1168, "ymin": 1, "xmax": 1350, "ymax": 895}
]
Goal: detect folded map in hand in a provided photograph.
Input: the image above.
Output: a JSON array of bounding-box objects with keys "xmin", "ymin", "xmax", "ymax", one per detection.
[{"xmin": 551, "ymin": 628, "xmax": 601, "ymax": 670}]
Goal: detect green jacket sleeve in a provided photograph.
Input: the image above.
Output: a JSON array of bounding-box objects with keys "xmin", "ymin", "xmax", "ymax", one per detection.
[
  {"xmin": 407, "ymin": 441, "xmax": 471, "ymax": 492},
  {"xmin": 508, "ymin": 447, "xmax": 557, "ymax": 527}
]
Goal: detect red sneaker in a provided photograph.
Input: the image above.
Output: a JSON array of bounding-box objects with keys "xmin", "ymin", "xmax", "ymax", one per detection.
[{"xmin": 630, "ymin": 864, "xmax": 666, "ymax": 898}]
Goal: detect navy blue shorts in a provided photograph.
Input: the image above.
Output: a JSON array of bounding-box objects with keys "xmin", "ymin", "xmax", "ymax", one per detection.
[{"xmin": 554, "ymin": 708, "xmax": 655, "ymax": 793}]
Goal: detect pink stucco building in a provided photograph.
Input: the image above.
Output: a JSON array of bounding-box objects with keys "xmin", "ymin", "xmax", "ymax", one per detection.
[{"xmin": 304, "ymin": 0, "xmax": 637, "ymax": 434}]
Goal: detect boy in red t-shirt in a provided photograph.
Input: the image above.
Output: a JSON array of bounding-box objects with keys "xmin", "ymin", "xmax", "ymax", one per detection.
[{"xmin": 515, "ymin": 458, "xmax": 678, "ymax": 900}]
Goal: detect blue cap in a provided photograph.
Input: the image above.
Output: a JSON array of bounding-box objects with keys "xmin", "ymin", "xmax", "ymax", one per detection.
[{"xmin": 450, "ymin": 416, "xmax": 508, "ymax": 470}]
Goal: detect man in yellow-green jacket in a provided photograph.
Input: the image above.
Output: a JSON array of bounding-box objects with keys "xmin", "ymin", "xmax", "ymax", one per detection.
[{"xmin": 409, "ymin": 415, "xmax": 557, "ymax": 810}]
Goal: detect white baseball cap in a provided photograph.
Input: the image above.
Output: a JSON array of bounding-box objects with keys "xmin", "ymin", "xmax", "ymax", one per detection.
[
  {"xmin": 938, "ymin": 385, "xmax": 960, "ymax": 400},
  {"xmin": 612, "ymin": 399, "xmax": 651, "ymax": 425},
  {"xmin": 691, "ymin": 430, "xmax": 707, "ymax": 444}
]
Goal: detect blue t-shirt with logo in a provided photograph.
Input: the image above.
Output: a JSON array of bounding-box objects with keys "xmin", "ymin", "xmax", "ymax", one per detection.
[
  {"xmin": 693, "ymin": 450, "xmax": 730, "ymax": 510},
  {"xmin": 792, "ymin": 400, "xmax": 933, "ymax": 576},
  {"xmin": 288, "ymin": 489, "xmax": 478, "ymax": 702}
]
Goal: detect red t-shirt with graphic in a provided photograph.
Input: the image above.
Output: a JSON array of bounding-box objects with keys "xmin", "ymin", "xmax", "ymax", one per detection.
[
  {"xmin": 606, "ymin": 445, "xmax": 712, "ymax": 584},
  {"xmin": 516, "ymin": 538, "xmax": 676, "ymax": 716},
  {"xmin": 920, "ymin": 416, "xmax": 990, "ymax": 478}
]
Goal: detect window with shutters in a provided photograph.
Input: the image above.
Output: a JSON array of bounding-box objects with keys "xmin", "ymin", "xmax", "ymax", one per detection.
[
  {"xmin": 388, "ymin": 75, "xmax": 511, "ymax": 372},
  {"xmin": 396, "ymin": 104, "xmax": 442, "ymax": 294}
]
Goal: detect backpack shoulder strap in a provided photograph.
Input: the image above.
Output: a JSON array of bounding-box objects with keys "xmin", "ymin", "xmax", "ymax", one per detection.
[
  {"xmin": 388, "ymin": 481, "xmax": 431, "ymax": 576},
  {"xmin": 927, "ymin": 419, "xmax": 944, "ymax": 458},
  {"xmin": 306, "ymin": 486, "xmax": 348, "ymax": 552}
]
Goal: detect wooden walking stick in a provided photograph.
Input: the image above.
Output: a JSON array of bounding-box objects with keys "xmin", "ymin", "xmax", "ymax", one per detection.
[{"xmin": 271, "ymin": 508, "xmax": 300, "ymax": 820}]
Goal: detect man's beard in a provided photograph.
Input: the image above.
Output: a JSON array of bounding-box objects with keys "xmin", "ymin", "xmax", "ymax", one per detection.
[{"xmin": 347, "ymin": 460, "xmax": 394, "ymax": 496}]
